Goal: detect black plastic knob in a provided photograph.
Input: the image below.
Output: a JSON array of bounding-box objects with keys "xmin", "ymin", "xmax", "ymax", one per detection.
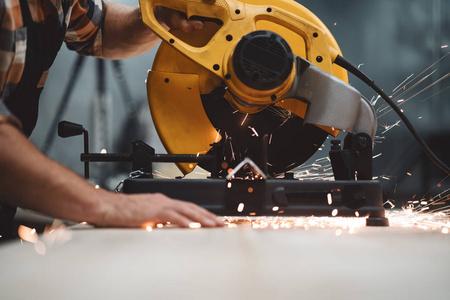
[
  {"xmin": 233, "ymin": 30, "xmax": 294, "ymax": 91},
  {"xmin": 58, "ymin": 121, "xmax": 84, "ymax": 138}
]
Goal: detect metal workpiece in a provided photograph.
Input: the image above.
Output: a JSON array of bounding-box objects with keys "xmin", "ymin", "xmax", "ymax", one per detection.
[{"xmin": 285, "ymin": 56, "xmax": 377, "ymax": 144}]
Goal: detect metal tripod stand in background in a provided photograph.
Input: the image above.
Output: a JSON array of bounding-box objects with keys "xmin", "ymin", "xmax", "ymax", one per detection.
[{"xmin": 41, "ymin": 55, "xmax": 143, "ymax": 186}]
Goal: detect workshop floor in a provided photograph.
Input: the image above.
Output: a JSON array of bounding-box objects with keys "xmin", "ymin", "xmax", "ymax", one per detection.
[{"xmin": 1, "ymin": 214, "xmax": 449, "ymax": 300}]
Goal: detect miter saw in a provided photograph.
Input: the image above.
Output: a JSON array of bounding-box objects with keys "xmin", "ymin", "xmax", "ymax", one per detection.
[{"xmin": 60, "ymin": 0, "xmax": 391, "ymax": 225}]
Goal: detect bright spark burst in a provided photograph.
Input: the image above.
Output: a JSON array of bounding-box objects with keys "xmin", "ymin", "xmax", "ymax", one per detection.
[
  {"xmin": 248, "ymin": 126, "xmax": 259, "ymax": 137},
  {"xmin": 373, "ymin": 153, "xmax": 383, "ymax": 159},
  {"xmin": 215, "ymin": 129, "xmax": 221, "ymax": 143},
  {"xmin": 381, "ymin": 120, "xmax": 401, "ymax": 134},
  {"xmin": 229, "ymin": 140, "xmax": 236, "ymax": 161},
  {"xmin": 189, "ymin": 222, "xmax": 202, "ymax": 229},
  {"xmin": 152, "ymin": 169, "xmax": 171, "ymax": 179},
  {"xmin": 327, "ymin": 193, "xmax": 333, "ymax": 205},
  {"xmin": 222, "ymin": 209, "xmax": 450, "ymax": 234},
  {"xmin": 18, "ymin": 220, "xmax": 73, "ymax": 255},
  {"xmin": 241, "ymin": 114, "xmax": 248, "ymax": 126},
  {"xmin": 18, "ymin": 225, "xmax": 38, "ymax": 244},
  {"xmin": 366, "ymin": 52, "xmax": 450, "ymax": 222},
  {"xmin": 393, "ymin": 74, "xmax": 415, "ymax": 92},
  {"xmin": 292, "ymin": 156, "xmax": 334, "ymax": 181},
  {"xmin": 376, "ymin": 53, "xmax": 450, "ymax": 118}
]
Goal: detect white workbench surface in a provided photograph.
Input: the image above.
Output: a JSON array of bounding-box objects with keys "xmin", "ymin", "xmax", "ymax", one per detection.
[{"xmin": 1, "ymin": 219, "xmax": 449, "ymax": 300}]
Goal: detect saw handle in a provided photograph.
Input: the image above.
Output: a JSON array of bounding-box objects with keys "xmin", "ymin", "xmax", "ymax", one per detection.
[
  {"xmin": 140, "ymin": 0, "xmax": 337, "ymax": 76},
  {"xmin": 139, "ymin": 0, "xmax": 246, "ymax": 76},
  {"xmin": 140, "ymin": 0, "xmax": 232, "ymax": 34},
  {"xmin": 188, "ymin": 15, "xmax": 224, "ymax": 26}
]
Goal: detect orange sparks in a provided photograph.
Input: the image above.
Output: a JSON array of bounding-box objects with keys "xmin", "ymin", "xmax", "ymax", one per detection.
[
  {"xmin": 189, "ymin": 222, "xmax": 201, "ymax": 229},
  {"xmin": 18, "ymin": 225, "xmax": 38, "ymax": 244},
  {"xmin": 214, "ymin": 130, "xmax": 221, "ymax": 143},
  {"xmin": 241, "ymin": 114, "xmax": 248, "ymax": 126},
  {"xmin": 327, "ymin": 193, "xmax": 333, "ymax": 205},
  {"xmin": 221, "ymin": 210, "xmax": 449, "ymax": 233}
]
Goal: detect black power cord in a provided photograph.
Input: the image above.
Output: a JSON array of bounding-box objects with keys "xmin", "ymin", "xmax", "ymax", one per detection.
[{"xmin": 334, "ymin": 54, "xmax": 450, "ymax": 175}]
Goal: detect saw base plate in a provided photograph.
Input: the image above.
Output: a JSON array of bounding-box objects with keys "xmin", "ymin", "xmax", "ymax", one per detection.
[{"xmin": 122, "ymin": 178, "xmax": 389, "ymax": 226}]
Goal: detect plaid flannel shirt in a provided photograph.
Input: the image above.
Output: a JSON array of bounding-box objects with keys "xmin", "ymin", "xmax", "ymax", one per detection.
[{"xmin": 0, "ymin": 0, "xmax": 103, "ymax": 101}]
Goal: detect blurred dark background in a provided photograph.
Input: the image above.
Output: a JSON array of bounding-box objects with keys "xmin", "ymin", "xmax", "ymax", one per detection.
[
  {"xmin": 298, "ymin": 0, "xmax": 450, "ymax": 206},
  {"xmin": 30, "ymin": 0, "xmax": 450, "ymax": 207}
]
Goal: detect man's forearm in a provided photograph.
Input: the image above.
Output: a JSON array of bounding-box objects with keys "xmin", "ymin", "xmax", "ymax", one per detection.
[
  {"xmin": 0, "ymin": 121, "xmax": 223, "ymax": 228},
  {"xmin": 0, "ymin": 122, "xmax": 107, "ymax": 225},
  {"xmin": 101, "ymin": 2, "xmax": 162, "ymax": 59}
]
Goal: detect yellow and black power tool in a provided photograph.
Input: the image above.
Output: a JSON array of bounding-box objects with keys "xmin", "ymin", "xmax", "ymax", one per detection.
[
  {"xmin": 140, "ymin": 0, "xmax": 377, "ymax": 178},
  {"xmin": 65, "ymin": 0, "xmax": 449, "ymax": 225}
]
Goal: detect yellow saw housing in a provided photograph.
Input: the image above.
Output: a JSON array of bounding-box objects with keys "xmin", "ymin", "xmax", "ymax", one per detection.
[{"xmin": 141, "ymin": 0, "xmax": 348, "ymax": 174}]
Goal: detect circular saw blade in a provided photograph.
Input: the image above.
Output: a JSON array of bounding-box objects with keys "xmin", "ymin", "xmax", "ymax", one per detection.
[{"xmin": 199, "ymin": 87, "xmax": 328, "ymax": 176}]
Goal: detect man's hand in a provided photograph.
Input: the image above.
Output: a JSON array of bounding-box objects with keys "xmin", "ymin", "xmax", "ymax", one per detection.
[
  {"xmin": 98, "ymin": 192, "xmax": 224, "ymax": 228},
  {"xmin": 0, "ymin": 122, "xmax": 223, "ymax": 230},
  {"xmin": 154, "ymin": 6, "xmax": 204, "ymax": 33},
  {"xmin": 102, "ymin": 3, "xmax": 204, "ymax": 59}
]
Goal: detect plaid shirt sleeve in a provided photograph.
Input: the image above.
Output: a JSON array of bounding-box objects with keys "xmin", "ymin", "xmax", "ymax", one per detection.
[
  {"xmin": 65, "ymin": 0, "xmax": 104, "ymax": 57},
  {"xmin": 0, "ymin": 0, "xmax": 103, "ymax": 99},
  {"xmin": 0, "ymin": 0, "xmax": 26, "ymax": 100}
]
